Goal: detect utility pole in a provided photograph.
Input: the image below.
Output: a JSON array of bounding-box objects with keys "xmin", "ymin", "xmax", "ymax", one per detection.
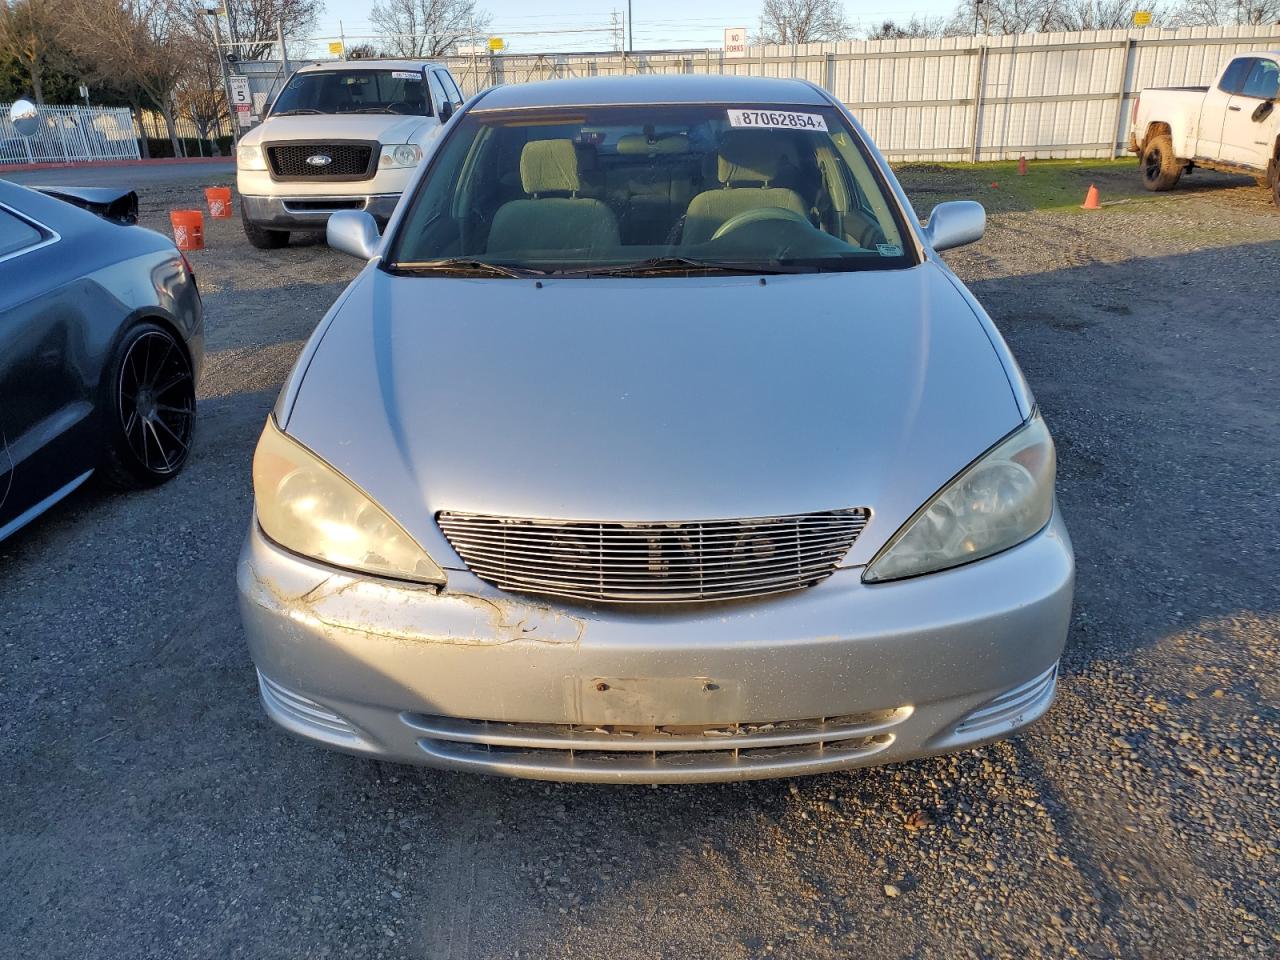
[
  {"xmin": 205, "ymin": 7, "xmax": 240, "ymax": 145},
  {"xmin": 627, "ymin": 0, "xmax": 633, "ymax": 52},
  {"xmin": 277, "ymin": 20, "xmax": 290, "ymax": 75}
]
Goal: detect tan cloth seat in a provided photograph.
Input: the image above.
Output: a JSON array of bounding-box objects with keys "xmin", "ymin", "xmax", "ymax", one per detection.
[
  {"xmin": 681, "ymin": 130, "xmax": 807, "ymax": 245},
  {"xmin": 487, "ymin": 139, "xmax": 620, "ymax": 254}
]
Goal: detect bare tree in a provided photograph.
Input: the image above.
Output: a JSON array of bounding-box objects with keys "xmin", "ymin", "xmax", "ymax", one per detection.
[
  {"xmin": 0, "ymin": 0, "xmax": 68, "ymax": 102},
  {"xmin": 865, "ymin": 15, "xmax": 953, "ymax": 38},
  {"xmin": 952, "ymin": 0, "xmax": 1059, "ymax": 34},
  {"xmin": 345, "ymin": 41, "xmax": 383, "ymax": 58},
  {"xmin": 219, "ymin": 0, "xmax": 321, "ymax": 60},
  {"xmin": 369, "ymin": 0, "xmax": 488, "ymax": 58},
  {"xmin": 1172, "ymin": 0, "xmax": 1280, "ymax": 23},
  {"xmin": 70, "ymin": 0, "xmax": 195, "ymax": 156},
  {"xmin": 176, "ymin": 17, "xmax": 229, "ymax": 153},
  {"xmin": 757, "ymin": 0, "xmax": 851, "ymax": 43},
  {"xmin": 1054, "ymin": 0, "xmax": 1168, "ymax": 28}
]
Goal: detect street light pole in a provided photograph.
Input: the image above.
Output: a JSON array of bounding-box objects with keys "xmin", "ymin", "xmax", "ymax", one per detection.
[
  {"xmin": 627, "ymin": 0, "xmax": 633, "ymax": 52},
  {"xmin": 205, "ymin": 7, "xmax": 239, "ymax": 146}
]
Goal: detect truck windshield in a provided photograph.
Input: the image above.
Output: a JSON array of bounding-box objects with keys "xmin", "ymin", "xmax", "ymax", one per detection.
[
  {"xmin": 387, "ymin": 103, "xmax": 916, "ymax": 276},
  {"xmin": 270, "ymin": 69, "xmax": 430, "ymax": 116}
]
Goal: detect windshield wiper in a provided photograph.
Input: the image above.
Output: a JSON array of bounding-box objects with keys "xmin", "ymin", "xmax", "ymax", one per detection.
[
  {"xmin": 390, "ymin": 258, "xmax": 544, "ymax": 279},
  {"xmin": 271, "ymin": 108, "xmax": 323, "ymax": 116},
  {"xmin": 560, "ymin": 256, "xmax": 805, "ymax": 277},
  {"xmin": 349, "ymin": 106, "xmax": 398, "ymax": 114}
]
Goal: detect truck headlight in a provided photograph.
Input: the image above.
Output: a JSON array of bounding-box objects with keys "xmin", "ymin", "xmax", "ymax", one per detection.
[
  {"xmin": 863, "ymin": 412, "xmax": 1056, "ymax": 583},
  {"xmin": 252, "ymin": 416, "xmax": 445, "ymax": 585},
  {"xmin": 380, "ymin": 143, "xmax": 423, "ymax": 168},
  {"xmin": 236, "ymin": 144, "xmax": 267, "ymax": 170}
]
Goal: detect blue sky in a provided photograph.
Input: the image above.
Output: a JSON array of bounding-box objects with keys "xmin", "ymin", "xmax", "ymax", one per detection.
[{"xmin": 313, "ymin": 0, "xmax": 958, "ymax": 54}]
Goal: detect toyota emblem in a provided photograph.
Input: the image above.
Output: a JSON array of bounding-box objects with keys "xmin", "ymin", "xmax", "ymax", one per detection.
[{"xmin": 305, "ymin": 154, "xmax": 333, "ymax": 167}]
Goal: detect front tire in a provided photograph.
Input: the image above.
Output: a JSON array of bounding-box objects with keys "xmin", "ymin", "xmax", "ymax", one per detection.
[
  {"xmin": 101, "ymin": 322, "xmax": 196, "ymax": 489},
  {"xmin": 241, "ymin": 206, "xmax": 289, "ymax": 249},
  {"xmin": 1141, "ymin": 135, "xmax": 1182, "ymax": 192}
]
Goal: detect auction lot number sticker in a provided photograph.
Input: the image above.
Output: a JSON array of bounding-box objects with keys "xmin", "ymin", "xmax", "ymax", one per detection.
[{"xmin": 727, "ymin": 109, "xmax": 827, "ymax": 131}]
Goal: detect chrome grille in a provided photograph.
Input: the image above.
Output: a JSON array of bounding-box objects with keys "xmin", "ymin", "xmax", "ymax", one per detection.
[
  {"xmin": 437, "ymin": 509, "xmax": 869, "ymax": 603},
  {"xmin": 266, "ymin": 141, "xmax": 375, "ymax": 180}
]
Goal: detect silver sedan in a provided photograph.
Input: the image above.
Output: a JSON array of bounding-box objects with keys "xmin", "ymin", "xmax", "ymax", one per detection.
[{"xmin": 238, "ymin": 75, "xmax": 1073, "ymax": 783}]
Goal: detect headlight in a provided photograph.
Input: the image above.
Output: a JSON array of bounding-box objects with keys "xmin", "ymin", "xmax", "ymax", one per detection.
[
  {"xmin": 252, "ymin": 416, "xmax": 445, "ymax": 585},
  {"xmin": 379, "ymin": 143, "xmax": 423, "ymax": 168},
  {"xmin": 863, "ymin": 412, "xmax": 1056, "ymax": 583},
  {"xmin": 236, "ymin": 144, "xmax": 267, "ymax": 170}
]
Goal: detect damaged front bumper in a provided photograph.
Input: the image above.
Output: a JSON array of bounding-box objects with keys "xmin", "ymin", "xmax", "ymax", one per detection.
[{"xmin": 237, "ymin": 512, "xmax": 1074, "ymax": 783}]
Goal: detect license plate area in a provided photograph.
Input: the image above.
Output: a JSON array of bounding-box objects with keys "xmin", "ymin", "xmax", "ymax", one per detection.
[{"xmin": 563, "ymin": 675, "xmax": 744, "ymax": 726}]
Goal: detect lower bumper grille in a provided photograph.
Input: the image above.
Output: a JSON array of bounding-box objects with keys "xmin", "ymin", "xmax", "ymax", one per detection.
[{"xmin": 402, "ymin": 708, "xmax": 911, "ymax": 782}]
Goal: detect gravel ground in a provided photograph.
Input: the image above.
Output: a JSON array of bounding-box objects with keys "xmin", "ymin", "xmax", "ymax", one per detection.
[{"xmin": 1, "ymin": 166, "xmax": 1277, "ymax": 960}]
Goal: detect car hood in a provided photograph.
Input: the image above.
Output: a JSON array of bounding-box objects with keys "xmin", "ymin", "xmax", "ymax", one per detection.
[
  {"xmin": 241, "ymin": 113, "xmax": 431, "ymax": 146},
  {"xmin": 286, "ymin": 263, "xmax": 1024, "ymax": 568}
]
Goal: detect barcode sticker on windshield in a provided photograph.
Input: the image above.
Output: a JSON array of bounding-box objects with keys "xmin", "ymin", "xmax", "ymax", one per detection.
[
  {"xmin": 393, "ymin": 71, "xmax": 420, "ymax": 79},
  {"xmin": 727, "ymin": 109, "xmax": 827, "ymax": 131}
]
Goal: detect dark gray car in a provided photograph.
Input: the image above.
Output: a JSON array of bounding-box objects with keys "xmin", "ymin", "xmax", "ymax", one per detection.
[{"xmin": 0, "ymin": 179, "xmax": 203, "ymax": 542}]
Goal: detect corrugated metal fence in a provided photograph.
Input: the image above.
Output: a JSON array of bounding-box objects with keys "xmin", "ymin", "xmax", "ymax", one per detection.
[
  {"xmin": 0, "ymin": 104, "xmax": 140, "ymax": 164},
  {"xmin": 436, "ymin": 25, "xmax": 1280, "ymax": 161}
]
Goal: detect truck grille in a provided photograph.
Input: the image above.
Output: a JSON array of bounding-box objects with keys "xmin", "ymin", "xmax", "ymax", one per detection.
[
  {"xmin": 437, "ymin": 509, "xmax": 869, "ymax": 604},
  {"xmin": 266, "ymin": 142, "xmax": 375, "ymax": 180}
]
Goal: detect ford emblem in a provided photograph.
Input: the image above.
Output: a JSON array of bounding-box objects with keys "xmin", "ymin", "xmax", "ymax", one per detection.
[{"xmin": 305, "ymin": 154, "xmax": 333, "ymax": 167}]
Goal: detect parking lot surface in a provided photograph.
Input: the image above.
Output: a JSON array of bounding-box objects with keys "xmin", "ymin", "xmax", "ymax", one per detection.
[{"xmin": 2, "ymin": 165, "xmax": 1277, "ymax": 959}]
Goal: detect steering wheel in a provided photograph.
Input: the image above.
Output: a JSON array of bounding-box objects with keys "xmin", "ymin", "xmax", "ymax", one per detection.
[{"xmin": 710, "ymin": 206, "xmax": 813, "ymax": 241}]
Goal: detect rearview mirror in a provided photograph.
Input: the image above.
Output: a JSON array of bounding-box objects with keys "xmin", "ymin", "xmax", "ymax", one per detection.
[
  {"xmin": 327, "ymin": 210, "xmax": 381, "ymax": 260},
  {"xmin": 9, "ymin": 99, "xmax": 39, "ymax": 138},
  {"xmin": 923, "ymin": 200, "xmax": 985, "ymax": 251}
]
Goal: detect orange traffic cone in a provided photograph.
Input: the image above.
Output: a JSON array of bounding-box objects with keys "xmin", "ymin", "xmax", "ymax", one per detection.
[
  {"xmin": 1081, "ymin": 184, "xmax": 1101, "ymax": 210},
  {"xmin": 1018, "ymin": 155, "xmax": 1028, "ymax": 176}
]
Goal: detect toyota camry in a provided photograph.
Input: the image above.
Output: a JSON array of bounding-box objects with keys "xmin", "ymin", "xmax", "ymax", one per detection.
[{"xmin": 237, "ymin": 75, "xmax": 1073, "ymax": 783}]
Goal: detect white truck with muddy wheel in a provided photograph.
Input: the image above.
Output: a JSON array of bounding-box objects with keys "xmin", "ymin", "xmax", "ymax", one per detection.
[
  {"xmin": 1128, "ymin": 52, "xmax": 1280, "ymax": 206},
  {"xmin": 235, "ymin": 60, "xmax": 464, "ymax": 249}
]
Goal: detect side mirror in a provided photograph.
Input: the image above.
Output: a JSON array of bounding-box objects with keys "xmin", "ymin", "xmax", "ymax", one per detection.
[
  {"xmin": 327, "ymin": 210, "xmax": 381, "ymax": 260},
  {"xmin": 439, "ymin": 100, "xmax": 453, "ymax": 121},
  {"xmin": 9, "ymin": 99, "xmax": 39, "ymax": 138},
  {"xmin": 923, "ymin": 200, "xmax": 985, "ymax": 252},
  {"xmin": 1251, "ymin": 99, "xmax": 1274, "ymax": 123}
]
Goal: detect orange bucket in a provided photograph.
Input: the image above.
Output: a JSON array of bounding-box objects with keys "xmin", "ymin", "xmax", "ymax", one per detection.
[
  {"xmin": 170, "ymin": 210, "xmax": 205, "ymax": 251},
  {"xmin": 204, "ymin": 186, "xmax": 232, "ymax": 219}
]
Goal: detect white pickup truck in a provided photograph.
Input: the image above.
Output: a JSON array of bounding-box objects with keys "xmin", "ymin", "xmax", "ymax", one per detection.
[
  {"xmin": 1128, "ymin": 51, "xmax": 1280, "ymax": 206},
  {"xmin": 235, "ymin": 59, "xmax": 464, "ymax": 248}
]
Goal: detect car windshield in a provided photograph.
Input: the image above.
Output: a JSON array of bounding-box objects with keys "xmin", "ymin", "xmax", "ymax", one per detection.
[
  {"xmin": 387, "ymin": 103, "xmax": 915, "ymax": 276},
  {"xmin": 270, "ymin": 69, "xmax": 430, "ymax": 116}
]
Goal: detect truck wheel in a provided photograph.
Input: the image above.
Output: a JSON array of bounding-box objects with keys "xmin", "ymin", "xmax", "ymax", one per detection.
[
  {"xmin": 1141, "ymin": 135, "xmax": 1182, "ymax": 192},
  {"xmin": 241, "ymin": 207, "xmax": 289, "ymax": 249},
  {"xmin": 1272, "ymin": 175, "xmax": 1280, "ymax": 209}
]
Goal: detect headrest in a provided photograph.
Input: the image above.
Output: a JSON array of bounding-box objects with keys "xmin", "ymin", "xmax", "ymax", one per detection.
[
  {"xmin": 520, "ymin": 139, "xmax": 580, "ymax": 195},
  {"xmin": 617, "ymin": 133, "xmax": 690, "ymax": 156},
  {"xmin": 717, "ymin": 129, "xmax": 798, "ymax": 185}
]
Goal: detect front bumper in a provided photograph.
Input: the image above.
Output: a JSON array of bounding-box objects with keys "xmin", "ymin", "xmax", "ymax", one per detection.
[
  {"xmin": 240, "ymin": 193, "xmax": 401, "ymax": 230},
  {"xmin": 237, "ymin": 511, "xmax": 1074, "ymax": 783}
]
